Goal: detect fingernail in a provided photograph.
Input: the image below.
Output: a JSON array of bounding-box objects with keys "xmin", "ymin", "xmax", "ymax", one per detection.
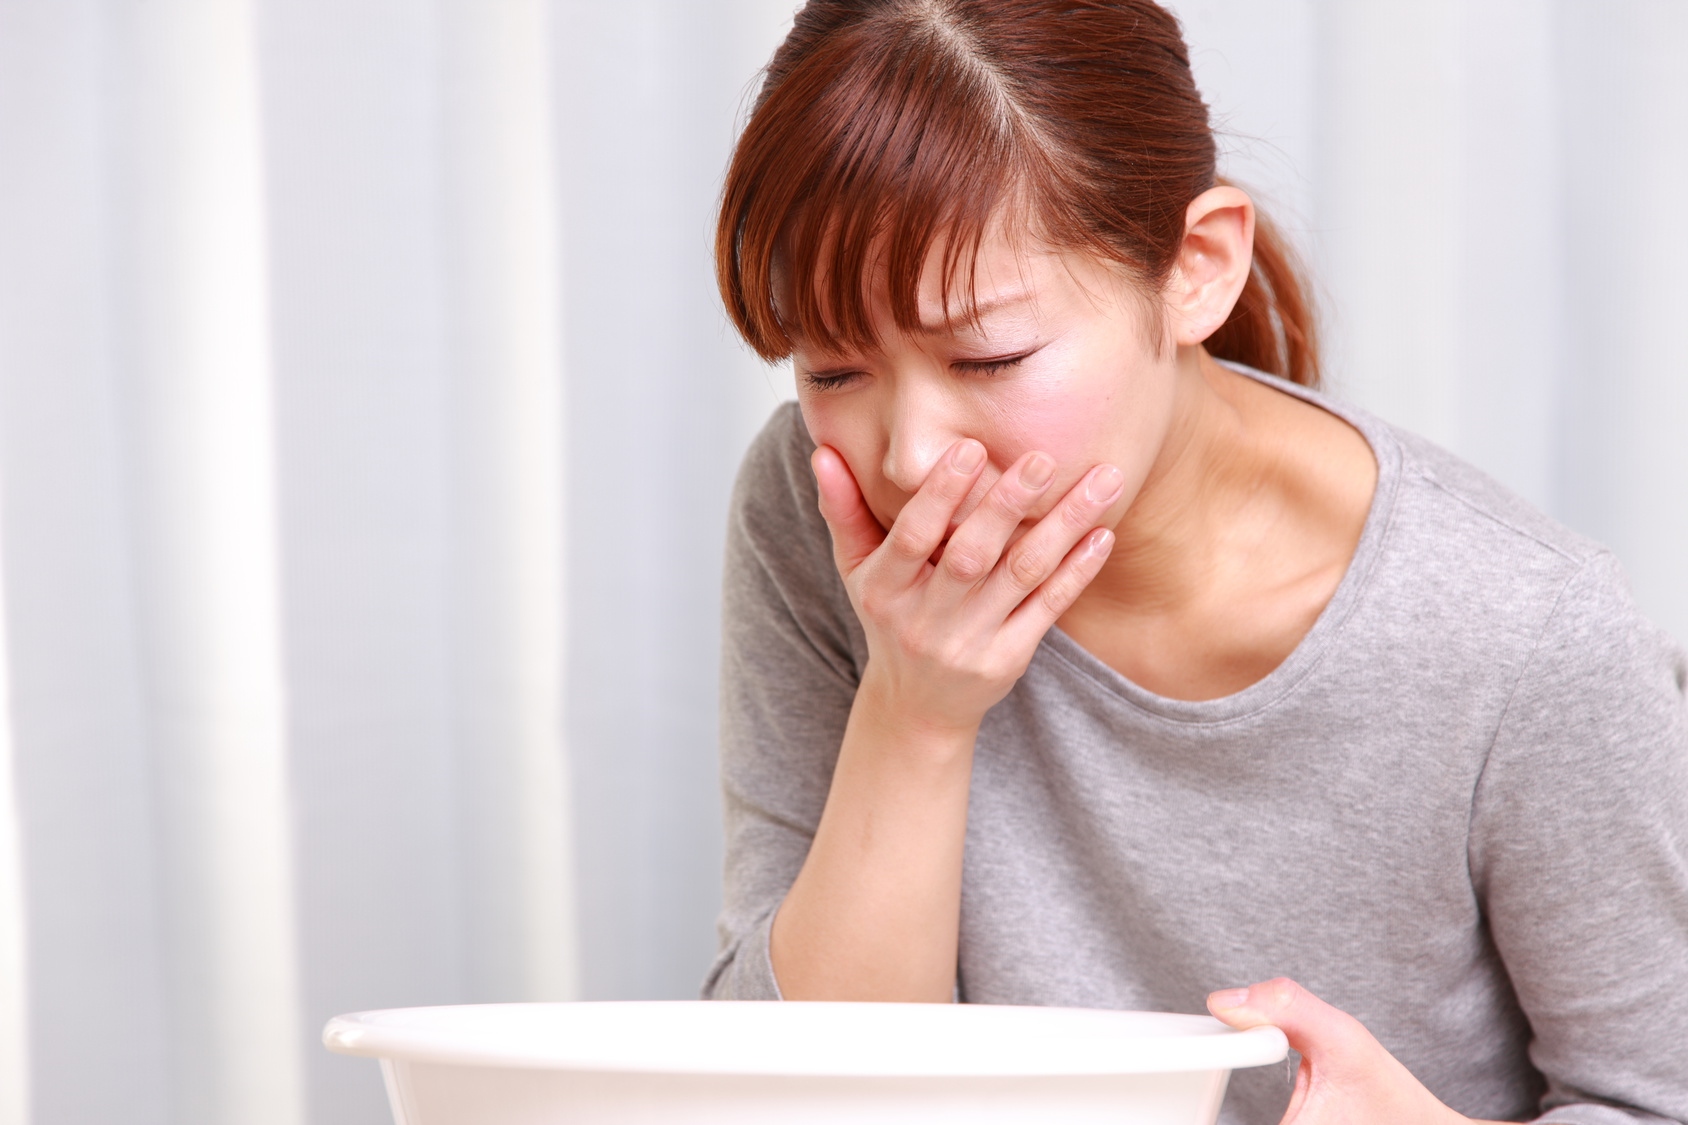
[
  {"xmin": 951, "ymin": 440, "xmax": 985, "ymax": 474},
  {"xmin": 1209, "ymin": 988, "xmax": 1250, "ymax": 1012},
  {"xmin": 1019, "ymin": 453, "xmax": 1055, "ymax": 489},
  {"xmin": 1086, "ymin": 529, "xmax": 1113, "ymax": 555},
  {"xmin": 1086, "ymin": 465, "xmax": 1124, "ymax": 503}
]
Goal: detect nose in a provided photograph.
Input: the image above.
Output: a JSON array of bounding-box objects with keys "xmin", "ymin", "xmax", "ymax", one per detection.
[{"xmin": 880, "ymin": 378, "xmax": 964, "ymax": 496}]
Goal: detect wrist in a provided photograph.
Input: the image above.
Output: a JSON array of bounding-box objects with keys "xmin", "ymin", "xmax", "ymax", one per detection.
[{"xmin": 851, "ymin": 668, "xmax": 983, "ymax": 753}]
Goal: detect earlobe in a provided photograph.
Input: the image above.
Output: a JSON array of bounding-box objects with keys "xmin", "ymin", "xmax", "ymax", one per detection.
[{"xmin": 1167, "ymin": 185, "xmax": 1255, "ymax": 347}]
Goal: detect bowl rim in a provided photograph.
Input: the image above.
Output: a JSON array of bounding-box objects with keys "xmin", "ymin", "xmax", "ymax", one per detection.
[{"xmin": 322, "ymin": 1001, "xmax": 1290, "ymax": 1077}]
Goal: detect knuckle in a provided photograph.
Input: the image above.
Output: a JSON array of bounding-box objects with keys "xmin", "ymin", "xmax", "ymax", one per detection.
[
  {"xmin": 885, "ymin": 524, "xmax": 929, "ymax": 562},
  {"xmin": 1059, "ymin": 499, "xmax": 1096, "ymax": 531},
  {"xmin": 986, "ymin": 485, "xmax": 1028, "ymax": 520},
  {"xmin": 1006, "ymin": 547, "xmax": 1049, "ymax": 591},
  {"xmin": 908, "ymin": 632, "xmax": 952, "ymax": 666},
  {"xmin": 1039, "ymin": 580, "xmax": 1070, "ymax": 615},
  {"xmin": 856, "ymin": 589, "xmax": 889, "ymax": 620},
  {"xmin": 1040, "ymin": 568, "xmax": 1085, "ymax": 613},
  {"xmin": 942, "ymin": 543, "xmax": 990, "ymax": 583},
  {"xmin": 1261, "ymin": 978, "xmax": 1303, "ymax": 1010}
]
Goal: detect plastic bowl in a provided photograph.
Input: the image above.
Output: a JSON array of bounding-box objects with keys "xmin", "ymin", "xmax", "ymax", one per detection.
[{"xmin": 323, "ymin": 1000, "xmax": 1287, "ymax": 1124}]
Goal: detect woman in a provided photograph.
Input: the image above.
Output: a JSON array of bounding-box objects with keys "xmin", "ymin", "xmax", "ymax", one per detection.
[{"xmin": 702, "ymin": 2, "xmax": 1688, "ymax": 1123}]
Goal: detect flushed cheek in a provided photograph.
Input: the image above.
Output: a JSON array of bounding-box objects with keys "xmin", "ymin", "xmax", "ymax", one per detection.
[{"xmin": 980, "ymin": 380, "xmax": 1123, "ymax": 498}]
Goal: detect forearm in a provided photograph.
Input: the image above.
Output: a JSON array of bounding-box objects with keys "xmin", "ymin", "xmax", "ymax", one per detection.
[{"xmin": 769, "ymin": 678, "xmax": 976, "ymax": 1002}]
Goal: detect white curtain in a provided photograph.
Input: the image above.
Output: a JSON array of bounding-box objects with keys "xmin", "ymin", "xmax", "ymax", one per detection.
[
  {"xmin": 0, "ymin": 2, "xmax": 792, "ymax": 1124},
  {"xmin": 0, "ymin": 3, "xmax": 1680, "ymax": 1125}
]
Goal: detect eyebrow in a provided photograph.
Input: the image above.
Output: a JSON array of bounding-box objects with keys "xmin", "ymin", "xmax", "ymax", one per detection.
[{"xmin": 915, "ymin": 292, "xmax": 1032, "ymax": 335}]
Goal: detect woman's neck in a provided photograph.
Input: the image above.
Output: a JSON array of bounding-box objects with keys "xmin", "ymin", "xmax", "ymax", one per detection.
[{"xmin": 1059, "ymin": 347, "xmax": 1377, "ymax": 700}]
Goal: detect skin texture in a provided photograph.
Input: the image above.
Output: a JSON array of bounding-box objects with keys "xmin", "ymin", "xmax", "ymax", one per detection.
[{"xmin": 770, "ymin": 187, "xmax": 1496, "ymax": 1123}]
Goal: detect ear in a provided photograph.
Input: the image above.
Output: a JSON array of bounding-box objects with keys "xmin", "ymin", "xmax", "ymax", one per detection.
[{"xmin": 1164, "ymin": 185, "xmax": 1254, "ymax": 347}]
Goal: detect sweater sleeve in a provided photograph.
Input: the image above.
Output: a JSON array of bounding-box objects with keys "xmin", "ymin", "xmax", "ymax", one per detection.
[
  {"xmin": 1469, "ymin": 551, "xmax": 1688, "ymax": 1124},
  {"xmin": 701, "ymin": 404, "xmax": 865, "ymax": 1001}
]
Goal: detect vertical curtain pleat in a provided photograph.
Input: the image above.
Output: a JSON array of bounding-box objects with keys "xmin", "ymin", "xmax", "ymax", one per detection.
[
  {"xmin": 437, "ymin": 0, "xmax": 577, "ymax": 1009},
  {"xmin": 0, "ymin": 3, "xmax": 183, "ymax": 1124},
  {"xmin": 255, "ymin": 2, "xmax": 459, "ymax": 1121},
  {"xmin": 0, "ymin": 543, "xmax": 24, "ymax": 1125},
  {"xmin": 110, "ymin": 0, "xmax": 305, "ymax": 1122},
  {"xmin": 553, "ymin": 0, "xmax": 799, "ymax": 1003}
]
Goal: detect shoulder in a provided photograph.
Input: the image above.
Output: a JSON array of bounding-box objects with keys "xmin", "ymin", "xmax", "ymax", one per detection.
[
  {"xmin": 727, "ymin": 401, "xmax": 831, "ymax": 579},
  {"xmin": 1293, "ymin": 382, "xmax": 1604, "ymax": 651},
  {"xmin": 1389, "ymin": 424, "xmax": 1601, "ymax": 572},
  {"xmin": 1230, "ymin": 363, "xmax": 1605, "ymax": 601},
  {"xmin": 724, "ymin": 402, "xmax": 864, "ymax": 671},
  {"xmin": 731, "ymin": 400, "xmax": 819, "ymax": 529},
  {"xmin": 1356, "ymin": 411, "xmax": 1686, "ymax": 763},
  {"xmin": 1381, "ymin": 423, "xmax": 1682, "ymax": 679},
  {"xmin": 1489, "ymin": 542, "xmax": 1687, "ymax": 761},
  {"xmin": 1251, "ymin": 368, "xmax": 1681, "ymax": 709}
]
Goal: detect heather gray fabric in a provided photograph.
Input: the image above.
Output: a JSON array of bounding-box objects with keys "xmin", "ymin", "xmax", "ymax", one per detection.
[{"xmin": 704, "ymin": 368, "xmax": 1688, "ymax": 1125}]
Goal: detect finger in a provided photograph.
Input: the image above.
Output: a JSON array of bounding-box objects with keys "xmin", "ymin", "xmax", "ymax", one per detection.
[
  {"xmin": 928, "ymin": 450, "xmax": 1059, "ymax": 593},
  {"xmin": 874, "ymin": 438, "xmax": 988, "ymax": 584},
  {"xmin": 1207, "ymin": 978, "xmax": 1378, "ymax": 1077},
  {"xmin": 811, "ymin": 445, "xmax": 885, "ymax": 573},
  {"xmin": 985, "ymin": 462, "xmax": 1124, "ymax": 614},
  {"xmin": 998, "ymin": 527, "xmax": 1114, "ymax": 652},
  {"xmin": 1209, "ymin": 979, "xmax": 1350, "ymax": 1124},
  {"xmin": 1207, "ymin": 979, "xmax": 1468, "ymax": 1124},
  {"xmin": 1212, "ymin": 981, "xmax": 1323, "ymax": 1122}
]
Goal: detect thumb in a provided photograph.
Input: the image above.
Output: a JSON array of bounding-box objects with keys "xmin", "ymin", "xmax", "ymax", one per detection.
[
  {"xmin": 1207, "ymin": 979, "xmax": 1460, "ymax": 1125},
  {"xmin": 1206, "ymin": 978, "xmax": 1374, "ymax": 1073},
  {"xmin": 811, "ymin": 445, "xmax": 885, "ymax": 573}
]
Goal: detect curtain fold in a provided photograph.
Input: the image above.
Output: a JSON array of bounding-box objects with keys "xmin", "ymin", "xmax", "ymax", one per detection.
[
  {"xmin": 0, "ymin": 3, "xmax": 1681, "ymax": 1125},
  {"xmin": 116, "ymin": 2, "xmax": 305, "ymax": 1121},
  {"xmin": 0, "ymin": 524, "xmax": 25, "ymax": 1125}
]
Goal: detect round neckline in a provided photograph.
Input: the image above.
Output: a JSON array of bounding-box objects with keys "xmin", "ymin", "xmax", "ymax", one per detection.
[{"xmin": 1035, "ymin": 364, "xmax": 1403, "ymax": 726}]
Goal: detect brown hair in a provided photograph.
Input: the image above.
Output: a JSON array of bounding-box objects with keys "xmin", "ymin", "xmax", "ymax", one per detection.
[{"xmin": 715, "ymin": 0, "xmax": 1320, "ymax": 386}]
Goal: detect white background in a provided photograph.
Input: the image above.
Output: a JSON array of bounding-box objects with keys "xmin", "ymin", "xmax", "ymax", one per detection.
[{"xmin": 0, "ymin": 2, "xmax": 1681, "ymax": 1123}]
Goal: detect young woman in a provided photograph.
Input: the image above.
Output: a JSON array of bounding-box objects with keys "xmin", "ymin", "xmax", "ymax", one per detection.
[{"xmin": 702, "ymin": 3, "xmax": 1688, "ymax": 1123}]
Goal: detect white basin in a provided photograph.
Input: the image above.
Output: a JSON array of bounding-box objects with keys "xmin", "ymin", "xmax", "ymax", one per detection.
[{"xmin": 323, "ymin": 1000, "xmax": 1288, "ymax": 1124}]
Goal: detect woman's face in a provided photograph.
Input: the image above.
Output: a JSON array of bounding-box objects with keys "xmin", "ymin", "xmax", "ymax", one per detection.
[{"xmin": 792, "ymin": 231, "xmax": 1183, "ymax": 546}]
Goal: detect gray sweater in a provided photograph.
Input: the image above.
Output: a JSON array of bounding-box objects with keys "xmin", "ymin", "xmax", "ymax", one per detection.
[{"xmin": 704, "ymin": 373, "xmax": 1688, "ymax": 1125}]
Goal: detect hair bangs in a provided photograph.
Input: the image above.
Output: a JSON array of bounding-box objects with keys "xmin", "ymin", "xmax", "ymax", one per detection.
[{"xmin": 718, "ymin": 18, "xmax": 1061, "ymax": 362}]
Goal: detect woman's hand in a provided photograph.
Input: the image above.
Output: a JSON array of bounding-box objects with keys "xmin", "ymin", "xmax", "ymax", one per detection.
[
  {"xmin": 812, "ymin": 438, "xmax": 1122, "ymax": 735},
  {"xmin": 1208, "ymin": 979, "xmax": 1508, "ymax": 1125}
]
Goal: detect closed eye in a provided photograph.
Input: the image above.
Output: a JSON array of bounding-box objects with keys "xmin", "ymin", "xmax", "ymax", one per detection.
[
  {"xmin": 953, "ymin": 347, "xmax": 1039, "ymax": 375},
  {"xmin": 800, "ymin": 369, "xmax": 864, "ymax": 391},
  {"xmin": 801, "ymin": 343, "xmax": 1043, "ymax": 389}
]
